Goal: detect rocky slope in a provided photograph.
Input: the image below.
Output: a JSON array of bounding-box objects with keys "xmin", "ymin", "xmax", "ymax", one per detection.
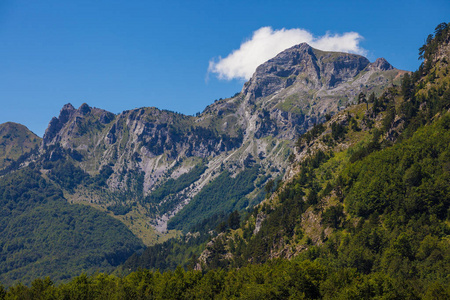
[{"xmin": 208, "ymin": 43, "xmax": 402, "ymax": 141}]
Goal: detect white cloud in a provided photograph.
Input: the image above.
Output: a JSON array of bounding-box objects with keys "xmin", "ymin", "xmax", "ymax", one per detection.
[{"xmin": 208, "ymin": 27, "xmax": 366, "ymax": 81}]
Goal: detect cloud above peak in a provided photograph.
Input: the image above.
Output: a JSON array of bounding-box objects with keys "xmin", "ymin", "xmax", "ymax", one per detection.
[{"xmin": 208, "ymin": 27, "xmax": 366, "ymax": 81}]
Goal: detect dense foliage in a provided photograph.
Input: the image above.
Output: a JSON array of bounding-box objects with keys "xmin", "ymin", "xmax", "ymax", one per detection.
[
  {"xmin": 193, "ymin": 112, "xmax": 450, "ymax": 298},
  {"xmin": 122, "ymin": 210, "xmax": 245, "ymax": 273},
  {"xmin": 2, "ymin": 258, "xmax": 449, "ymax": 299},
  {"xmin": 0, "ymin": 167, "xmax": 144, "ymax": 286},
  {"xmin": 343, "ymin": 116, "xmax": 450, "ymax": 219},
  {"xmin": 167, "ymin": 166, "xmax": 260, "ymax": 232}
]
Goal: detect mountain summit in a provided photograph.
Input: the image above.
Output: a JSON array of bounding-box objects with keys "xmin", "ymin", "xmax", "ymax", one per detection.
[
  {"xmin": 243, "ymin": 43, "xmax": 371, "ymax": 100},
  {"xmin": 204, "ymin": 43, "xmax": 403, "ymax": 141},
  {"xmin": 243, "ymin": 43, "xmax": 397, "ymax": 103}
]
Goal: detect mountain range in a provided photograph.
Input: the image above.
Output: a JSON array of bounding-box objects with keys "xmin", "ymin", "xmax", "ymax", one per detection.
[
  {"xmin": 36, "ymin": 43, "xmax": 403, "ymax": 239},
  {"xmin": 0, "ymin": 22, "xmax": 449, "ymax": 298}
]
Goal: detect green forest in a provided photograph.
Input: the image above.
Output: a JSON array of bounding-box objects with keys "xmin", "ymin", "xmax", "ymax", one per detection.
[{"xmin": 0, "ymin": 167, "xmax": 144, "ymax": 287}]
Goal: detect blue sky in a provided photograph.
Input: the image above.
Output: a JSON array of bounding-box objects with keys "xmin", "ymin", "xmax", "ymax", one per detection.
[{"xmin": 0, "ymin": 0, "xmax": 448, "ymax": 137}]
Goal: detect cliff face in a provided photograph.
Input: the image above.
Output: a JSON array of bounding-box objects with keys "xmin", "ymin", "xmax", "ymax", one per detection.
[
  {"xmin": 34, "ymin": 43, "xmax": 403, "ymax": 243},
  {"xmin": 43, "ymin": 103, "xmax": 115, "ymax": 147}
]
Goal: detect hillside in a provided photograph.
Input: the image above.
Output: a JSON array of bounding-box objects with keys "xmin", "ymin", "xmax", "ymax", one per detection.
[
  {"xmin": 0, "ymin": 167, "xmax": 144, "ymax": 286},
  {"xmin": 0, "ymin": 122, "xmax": 41, "ymax": 170},
  {"xmin": 192, "ymin": 21, "xmax": 450, "ymax": 296}
]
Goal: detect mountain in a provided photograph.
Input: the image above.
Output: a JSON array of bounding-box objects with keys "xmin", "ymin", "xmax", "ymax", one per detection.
[
  {"xmin": 0, "ymin": 122, "xmax": 41, "ymax": 170},
  {"xmin": 207, "ymin": 43, "xmax": 401, "ymax": 140},
  {"xmin": 37, "ymin": 44, "xmax": 403, "ymax": 239},
  {"xmin": 2, "ymin": 21, "xmax": 448, "ymax": 299},
  {"xmin": 0, "ymin": 43, "xmax": 404, "ymax": 285}
]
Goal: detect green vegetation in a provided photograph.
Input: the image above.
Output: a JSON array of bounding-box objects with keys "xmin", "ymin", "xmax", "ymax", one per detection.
[
  {"xmin": 0, "ymin": 167, "xmax": 144, "ymax": 286},
  {"xmin": 186, "ymin": 22, "xmax": 450, "ymax": 297},
  {"xmin": 47, "ymin": 160, "xmax": 88, "ymax": 192},
  {"xmin": 212, "ymin": 149, "xmax": 331, "ymax": 267},
  {"xmin": 146, "ymin": 164, "xmax": 207, "ymax": 214},
  {"xmin": 121, "ymin": 210, "xmax": 244, "ymax": 274},
  {"xmin": 0, "ymin": 122, "xmax": 41, "ymax": 170},
  {"xmin": 122, "ymin": 213, "xmax": 227, "ymax": 273},
  {"xmin": 167, "ymin": 166, "xmax": 260, "ymax": 232},
  {"xmin": 2, "ymin": 257, "xmax": 449, "ymax": 299},
  {"xmin": 296, "ymin": 122, "xmax": 325, "ymax": 146},
  {"xmin": 122, "ymin": 230, "xmax": 210, "ymax": 273},
  {"xmin": 343, "ymin": 116, "xmax": 450, "ymax": 218},
  {"xmin": 197, "ymin": 109, "xmax": 450, "ymax": 298}
]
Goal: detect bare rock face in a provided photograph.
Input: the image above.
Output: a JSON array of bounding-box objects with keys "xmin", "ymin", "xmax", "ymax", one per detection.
[
  {"xmin": 41, "ymin": 44, "xmax": 401, "ymax": 192},
  {"xmin": 43, "ymin": 103, "xmax": 116, "ymax": 147},
  {"xmin": 43, "ymin": 103, "xmax": 76, "ymax": 145},
  {"xmin": 243, "ymin": 44, "xmax": 322, "ymax": 101},
  {"xmin": 318, "ymin": 50, "xmax": 370, "ymax": 88}
]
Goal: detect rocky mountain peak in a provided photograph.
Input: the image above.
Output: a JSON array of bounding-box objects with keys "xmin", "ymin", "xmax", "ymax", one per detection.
[
  {"xmin": 43, "ymin": 103, "xmax": 114, "ymax": 146},
  {"xmin": 242, "ymin": 43, "xmax": 319, "ymax": 101},
  {"xmin": 369, "ymin": 57, "xmax": 394, "ymax": 71},
  {"xmin": 43, "ymin": 103, "xmax": 77, "ymax": 144},
  {"xmin": 79, "ymin": 103, "xmax": 92, "ymax": 115},
  {"xmin": 227, "ymin": 43, "xmax": 402, "ymax": 141},
  {"xmin": 242, "ymin": 43, "xmax": 377, "ymax": 103},
  {"xmin": 58, "ymin": 103, "xmax": 76, "ymax": 122},
  {"xmin": 256, "ymin": 42, "xmax": 315, "ymax": 73}
]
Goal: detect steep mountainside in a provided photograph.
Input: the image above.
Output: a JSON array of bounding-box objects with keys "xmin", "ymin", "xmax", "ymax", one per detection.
[
  {"xmin": 208, "ymin": 43, "xmax": 402, "ymax": 140},
  {"xmin": 0, "ymin": 122, "xmax": 41, "ymax": 170},
  {"xmin": 188, "ymin": 22, "xmax": 450, "ymax": 297}
]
